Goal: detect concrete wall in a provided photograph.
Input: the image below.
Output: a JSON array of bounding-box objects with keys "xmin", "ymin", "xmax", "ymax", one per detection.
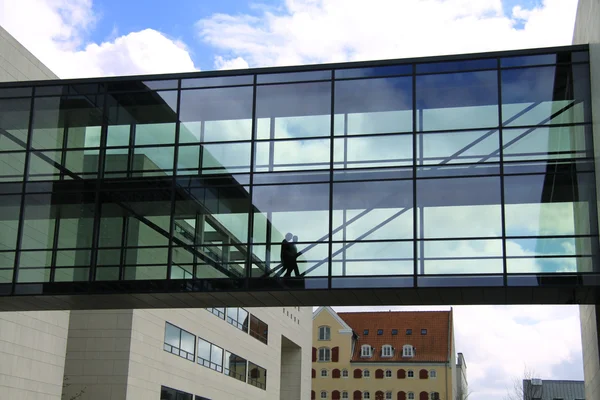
[
  {"xmin": 0, "ymin": 24, "xmax": 68, "ymax": 400},
  {"xmin": 573, "ymin": 1, "xmax": 600, "ymax": 400}
]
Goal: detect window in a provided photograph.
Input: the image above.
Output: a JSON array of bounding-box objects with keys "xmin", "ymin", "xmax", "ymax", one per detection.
[
  {"xmin": 382, "ymin": 345, "xmax": 393, "ymax": 357},
  {"xmin": 342, "ymin": 392, "xmax": 349, "ymax": 399},
  {"xmin": 226, "ymin": 307, "xmax": 249, "ymax": 332},
  {"xmin": 385, "ymin": 369, "xmax": 392, "ymax": 378},
  {"xmin": 364, "ymin": 329, "xmax": 369, "ymax": 335},
  {"xmin": 363, "ymin": 369, "xmax": 370, "ymax": 378},
  {"xmin": 321, "ymin": 391, "xmax": 328, "ymax": 399},
  {"xmin": 224, "ymin": 351, "xmax": 247, "ymax": 382},
  {"xmin": 321, "ymin": 369, "xmax": 328, "ymax": 377},
  {"xmin": 391, "ymin": 329, "xmax": 398, "ymax": 335},
  {"xmin": 430, "ymin": 392, "xmax": 440, "ymax": 400},
  {"xmin": 319, "ymin": 326, "xmax": 331, "ymax": 341},
  {"xmin": 197, "ymin": 337, "xmax": 224, "ymax": 372},
  {"xmin": 248, "ymin": 362, "xmax": 267, "ymax": 390},
  {"xmin": 377, "ymin": 329, "xmax": 383, "ymax": 335},
  {"xmin": 421, "ymin": 329, "xmax": 427, "ymax": 335},
  {"xmin": 249, "ymin": 315, "xmax": 269, "ymax": 344},
  {"xmin": 318, "ymin": 347, "xmax": 331, "ymax": 362},
  {"xmin": 342, "ymin": 369, "xmax": 349, "ymax": 378},
  {"xmin": 408, "ymin": 393, "xmax": 415, "ymax": 400},
  {"xmin": 385, "ymin": 392, "xmax": 392, "ymax": 400},
  {"xmin": 206, "ymin": 307, "xmax": 225, "ymax": 319},
  {"xmin": 430, "ymin": 369, "xmax": 437, "ymax": 378},
  {"xmin": 407, "ymin": 370, "xmax": 414, "ymax": 378},
  {"xmin": 363, "ymin": 392, "xmax": 370, "ymax": 399},
  {"xmin": 406, "ymin": 329, "xmax": 412, "ymax": 335},
  {"xmin": 361, "ymin": 344, "xmax": 372, "ymax": 357},
  {"xmin": 160, "ymin": 386, "xmax": 193, "ymax": 400},
  {"xmin": 164, "ymin": 322, "xmax": 195, "ymax": 361},
  {"xmin": 403, "ymin": 344, "xmax": 414, "ymax": 357}
]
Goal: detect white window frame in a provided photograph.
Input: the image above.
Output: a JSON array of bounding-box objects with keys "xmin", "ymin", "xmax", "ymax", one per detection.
[
  {"xmin": 361, "ymin": 344, "xmax": 372, "ymax": 357},
  {"xmin": 321, "ymin": 368, "xmax": 328, "ymax": 377},
  {"xmin": 363, "ymin": 392, "xmax": 370, "ymax": 399},
  {"xmin": 381, "ymin": 344, "xmax": 393, "ymax": 357},
  {"xmin": 408, "ymin": 393, "xmax": 415, "ymax": 400},
  {"xmin": 342, "ymin": 392, "xmax": 349, "ymax": 399},
  {"xmin": 318, "ymin": 326, "xmax": 331, "ymax": 341},
  {"xmin": 320, "ymin": 390, "xmax": 327, "ymax": 399},
  {"xmin": 403, "ymin": 344, "xmax": 414, "ymax": 357},
  {"xmin": 430, "ymin": 369, "xmax": 437, "ymax": 378},
  {"xmin": 342, "ymin": 369, "xmax": 349, "ymax": 378},
  {"xmin": 385, "ymin": 369, "xmax": 392, "ymax": 378},
  {"xmin": 407, "ymin": 369, "xmax": 414, "ymax": 378},
  {"xmin": 318, "ymin": 347, "xmax": 331, "ymax": 362},
  {"xmin": 363, "ymin": 369, "xmax": 370, "ymax": 378},
  {"xmin": 385, "ymin": 392, "xmax": 393, "ymax": 400}
]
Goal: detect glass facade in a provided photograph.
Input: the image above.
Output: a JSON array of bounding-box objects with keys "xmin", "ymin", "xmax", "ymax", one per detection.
[{"xmin": 0, "ymin": 45, "xmax": 597, "ymax": 298}]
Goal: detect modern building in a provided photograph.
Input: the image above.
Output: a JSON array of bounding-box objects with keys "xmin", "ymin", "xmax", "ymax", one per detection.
[
  {"xmin": 0, "ymin": 25, "xmax": 313, "ymax": 400},
  {"xmin": 311, "ymin": 307, "xmax": 460, "ymax": 400},
  {"xmin": 455, "ymin": 353, "xmax": 467, "ymax": 400},
  {"xmin": 521, "ymin": 379, "xmax": 585, "ymax": 400}
]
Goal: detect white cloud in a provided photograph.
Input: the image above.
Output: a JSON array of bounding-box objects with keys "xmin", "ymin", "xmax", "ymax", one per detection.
[
  {"xmin": 0, "ymin": 0, "xmax": 198, "ymax": 78},
  {"xmin": 197, "ymin": 0, "xmax": 578, "ymax": 68},
  {"xmin": 215, "ymin": 55, "xmax": 250, "ymax": 70}
]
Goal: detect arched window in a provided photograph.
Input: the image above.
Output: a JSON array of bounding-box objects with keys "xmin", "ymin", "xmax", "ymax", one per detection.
[
  {"xmin": 342, "ymin": 391, "xmax": 349, "ymax": 399},
  {"xmin": 320, "ymin": 390, "xmax": 328, "ymax": 399},
  {"xmin": 407, "ymin": 369, "xmax": 414, "ymax": 378},
  {"xmin": 385, "ymin": 369, "xmax": 392, "ymax": 378},
  {"xmin": 319, "ymin": 326, "xmax": 331, "ymax": 341},
  {"xmin": 342, "ymin": 368, "xmax": 349, "ymax": 378},
  {"xmin": 318, "ymin": 347, "xmax": 331, "ymax": 362},
  {"xmin": 402, "ymin": 344, "xmax": 414, "ymax": 357},
  {"xmin": 429, "ymin": 369, "xmax": 437, "ymax": 378},
  {"xmin": 361, "ymin": 344, "xmax": 372, "ymax": 357},
  {"xmin": 381, "ymin": 344, "xmax": 393, "ymax": 357},
  {"xmin": 363, "ymin": 392, "xmax": 371, "ymax": 399},
  {"xmin": 363, "ymin": 369, "xmax": 370, "ymax": 378},
  {"xmin": 321, "ymin": 368, "xmax": 328, "ymax": 377},
  {"xmin": 408, "ymin": 393, "xmax": 415, "ymax": 400},
  {"xmin": 385, "ymin": 392, "xmax": 392, "ymax": 400},
  {"xmin": 429, "ymin": 392, "xmax": 439, "ymax": 400}
]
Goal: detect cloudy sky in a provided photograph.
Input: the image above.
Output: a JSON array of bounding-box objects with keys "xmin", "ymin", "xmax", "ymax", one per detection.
[{"xmin": 0, "ymin": 0, "xmax": 587, "ymax": 399}]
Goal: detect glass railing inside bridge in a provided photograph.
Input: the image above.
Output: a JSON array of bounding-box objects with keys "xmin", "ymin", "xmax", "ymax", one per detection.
[{"xmin": 0, "ymin": 46, "xmax": 597, "ymax": 288}]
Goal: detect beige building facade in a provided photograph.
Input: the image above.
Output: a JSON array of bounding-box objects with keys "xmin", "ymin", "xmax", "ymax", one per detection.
[{"xmin": 311, "ymin": 307, "xmax": 460, "ymax": 400}]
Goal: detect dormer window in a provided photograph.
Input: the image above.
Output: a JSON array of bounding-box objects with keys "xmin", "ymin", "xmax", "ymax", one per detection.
[
  {"xmin": 363, "ymin": 329, "xmax": 369, "ymax": 335},
  {"xmin": 319, "ymin": 326, "xmax": 331, "ymax": 341},
  {"xmin": 403, "ymin": 344, "xmax": 414, "ymax": 357},
  {"xmin": 361, "ymin": 344, "xmax": 372, "ymax": 357},
  {"xmin": 381, "ymin": 344, "xmax": 393, "ymax": 357}
]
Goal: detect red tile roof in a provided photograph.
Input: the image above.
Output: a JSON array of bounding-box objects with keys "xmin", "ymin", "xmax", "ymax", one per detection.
[{"xmin": 337, "ymin": 310, "xmax": 452, "ymax": 363}]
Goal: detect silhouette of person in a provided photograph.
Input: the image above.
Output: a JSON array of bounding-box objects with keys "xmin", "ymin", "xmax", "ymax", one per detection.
[
  {"xmin": 280, "ymin": 233, "xmax": 294, "ymax": 276},
  {"xmin": 283, "ymin": 235, "xmax": 302, "ymax": 277}
]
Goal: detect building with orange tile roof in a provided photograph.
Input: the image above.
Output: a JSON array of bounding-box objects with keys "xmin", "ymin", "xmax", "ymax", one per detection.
[{"xmin": 311, "ymin": 307, "xmax": 465, "ymax": 400}]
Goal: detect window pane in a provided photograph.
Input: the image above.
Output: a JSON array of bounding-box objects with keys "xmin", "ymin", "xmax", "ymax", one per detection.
[
  {"xmin": 257, "ymin": 70, "xmax": 330, "ymax": 84},
  {"xmin": 332, "ymin": 241, "xmax": 413, "ymax": 276},
  {"xmin": 254, "ymin": 139, "xmax": 330, "ymax": 172},
  {"xmin": 0, "ymin": 98, "xmax": 30, "ymax": 151},
  {"xmin": 0, "ymin": 195, "xmax": 21, "ymax": 251},
  {"xmin": 334, "ymin": 134, "xmax": 412, "ymax": 169},
  {"xmin": 418, "ymin": 239, "xmax": 503, "ymax": 274},
  {"xmin": 179, "ymin": 87, "xmax": 253, "ymax": 142},
  {"xmin": 416, "ymin": 58, "xmax": 496, "ymax": 74},
  {"xmin": 335, "ymin": 65, "xmax": 412, "ymax": 79},
  {"xmin": 502, "ymin": 125, "xmax": 591, "ymax": 162},
  {"xmin": 501, "ymin": 64, "xmax": 590, "ymax": 126},
  {"xmin": 134, "ymin": 123, "xmax": 176, "ymax": 146},
  {"xmin": 182, "ymin": 75, "xmax": 253, "ymax": 89},
  {"xmin": 334, "ymin": 77, "xmax": 412, "ymax": 135},
  {"xmin": 211, "ymin": 344, "xmax": 223, "ymax": 366},
  {"xmin": 417, "ymin": 130, "xmax": 500, "ymax": 165},
  {"xmin": 165, "ymin": 323, "xmax": 180, "ymax": 348},
  {"xmin": 255, "ymin": 82, "xmax": 331, "ymax": 140},
  {"xmin": 417, "ymin": 176, "xmax": 502, "ymax": 238},
  {"xmin": 417, "ymin": 71, "xmax": 499, "ymax": 131},
  {"xmin": 197, "ymin": 338, "xmax": 211, "ymax": 360}
]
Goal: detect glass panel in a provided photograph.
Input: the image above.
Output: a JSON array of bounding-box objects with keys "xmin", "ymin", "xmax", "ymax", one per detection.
[
  {"xmin": 143, "ymin": 80, "xmax": 178, "ymax": 90},
  {"xmin": 134, "ymin": 123, "xmax": 176, "ymax": 145},
  {"xmin": 416, "ymin": 58, "xmax": 496, "ymax": 74},
  {"xmin": 333, "ymin": 180, "xmax": 413, "ymax": 241},
  {"xmin": 506, "ymin": 257, "xmax": 593, "ymax": 273},
  {"xmin": 224, "ymin": 351, "xmax": 247, "ymax": 382},
  {"xmin": 0, "ymin": 98, "xmax": 30, "ymax": 151},
  {"xmin": 501, "ymin": 65, "xmax": 590, "ymax": 126},
  {"xmin": 31, "ymin": 95, "xmax": 104, "ymax": 150},
  {"xmin": 164, "ymin": 323, "xmax": 180, "ymax": 348},
  {"xmin": 417, "ymin": 71, "xmax": 499, "ymax": 131},
  {"xmin": 181, "ymin": 75, "xmax": 253, "ymax": 88},
  {"xmin": 20, "ymin": 194, "xmax": 55, "ymax": 250},
  {"xmin": 417, "ymin": 130, "xmax": 500, "ymax": 165},
  {"xmin": 417, "ymin": 239, "xmax": 503, "ymax": 274},
  {"xmin": 417, "ymin": 176, "xmax": 502, "ymax": 238},
  {"xmin": 106, "ymin": 125, "xmax": 130, "ymax": 147},
  {"xmin": 197, "ymin": 338, "xmax": 211, "ymax": 360},
  {"xmin": 132, "ymin": 146, "xmax": 174, "ymax": 177},
  {"xmin": 506, "ymin": 237, "xmax": 597, "ymax": 257},
  {"xmin": 255, "ymin": 82, "xmax": 331, "ymax": 140},
  {"xmin": 504, "ymin": 172, "xmax": 597, "ymax": 236},
  {"xmin": 180, "ymin": 330, "xmax": 195, "ymax": 354},
  {"xmin": 16, "ymin": 268, "xmax": 50, "ymax": 283},
  {"xmin": 332, "ymin": 241, "xmax": 413, "ymax": 276},
  {"xmin": 179, "ymin": 87, "xmax": 253, "ymax": 143},
  {"xmin": 0, "ymin": 153, "xmax": 26, "ymax": 181},
  {"xmin": 334, "ymin": 77, "xmax": 412, "ymax": 135},
  {"xmin": 254, "ymin": 139, "xmax": 330, "ymax": 172},
  {"xmin": 335, "ymin": 65, "xmax": 412, "ymax": 79},
  {"xmin": 503, "ymin": 125, "xmax": 591, "ymax": 162},
  {"xmin": 123, "ymin": 265, "xmax": 167, "ymax": 280},
  {"xmin": 501, "ymin": 54, "xmax": 557, "ymax": 68},
  {"xmin": 0, "ymin": 87, "xmax": 32, "ymax": 98},
  {"xmin": 257, "ymin": 70, "xmax": 330, "ymax": 84},
  {"xmin": 334, "ymin": 134, "xmax": 412, "ymax": 169}
]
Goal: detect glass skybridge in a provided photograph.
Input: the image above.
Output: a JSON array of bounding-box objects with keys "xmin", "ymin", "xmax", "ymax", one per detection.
[{"xmin": 0, "ymin": 44, "xmax": 598, "ymax": 310}]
